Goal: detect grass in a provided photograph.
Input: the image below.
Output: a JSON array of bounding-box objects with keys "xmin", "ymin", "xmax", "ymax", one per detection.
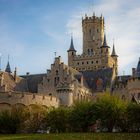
[{"xmin": 0, "ymin": 133, "xmax": 140, "ymax": 140}]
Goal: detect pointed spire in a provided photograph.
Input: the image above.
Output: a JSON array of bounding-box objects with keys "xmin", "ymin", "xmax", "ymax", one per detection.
[
  {"xmin": 103, "ymin": 34, "xmax": 107, "ymax": 46},
  {"xmin": 111, "ymin": 43, "xmax": 118, "ymax": 57},
  {"xmin": 5, "ymin": 55, "xmax": 12, "ymax": 73},
  {"xmin": 67, "ymin": 36, "xmax": 76, "ymax": 52},
  {"xmin": 101, "ymin": 34, "xmax": 110, "ymax": 48}
]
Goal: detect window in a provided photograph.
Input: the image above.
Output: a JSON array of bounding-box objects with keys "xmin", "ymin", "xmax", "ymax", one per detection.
[
  {"xmin": 96, "ymin": 60, "xmax": 98, "ymax": 64},
  {"xmin": 56, "ymin": 70, "xmax": 58, "ymax": 75},
  {"xmin": 87, "ymin": 61, "xmax": 89, "ymax": 64},
  {"xmin": 82, "ymin": 62, "xmax": 84, "ymax": 65},
  {"xmin": 77, "ymin": 62, "xmax": 79, "ymax": 65},
  {"xmin": 91, "ymin": 61, "xmax": 93, "ymax": 64},
  {"xmin": 97, "ymin": 29, "xmax": 99, "ymax": 33}
]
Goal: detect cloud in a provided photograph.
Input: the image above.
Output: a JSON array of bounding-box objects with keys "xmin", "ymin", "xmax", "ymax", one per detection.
[{"xmin": 66, "ymin": 0, "xmax": 140, "ymax": 75}]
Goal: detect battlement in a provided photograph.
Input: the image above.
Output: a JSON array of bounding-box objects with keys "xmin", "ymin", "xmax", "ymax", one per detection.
[{"xmin": 82, "ymin": 14, "xmax": 104, "ymax": 24}]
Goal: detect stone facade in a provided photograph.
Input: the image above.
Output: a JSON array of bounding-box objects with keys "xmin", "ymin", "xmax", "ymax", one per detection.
[{"xmin": 38, "ymin": 56, "xmax": 92, "ymax": 106}]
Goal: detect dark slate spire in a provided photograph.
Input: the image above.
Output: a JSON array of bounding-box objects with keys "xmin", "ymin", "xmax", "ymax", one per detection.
[
  {"xmin": 111, "ymin": 43, "xmax": 118, "ymax": 57},
  {"xmin": 67, "ymin": 36, "xmax": 76, "ymax": 52},
  {"xmin": 101, "ymin": 34, "xmax": 110, "ymax": 48},
  {"xmin": 135, "ymin": 58, "xmax": 140, "ymax": 77},
  {"xmin": 5, "ymin": 55, "xmax": 12, "ymax": 73}
]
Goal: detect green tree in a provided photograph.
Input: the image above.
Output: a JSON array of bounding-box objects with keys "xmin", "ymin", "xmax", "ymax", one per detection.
[
  {"xmin": 127, "ymin": 103, "xmax": 140, "ymax": 132},
  {"xmin": 69, "ymin": 101, "xmax": 96, "ymax": 132},
  {"xmin": 93, "ymin": 93, "xmax": 127, "ymax": 132},
  {"xmin": 45, "ymin": 107, "xmax": 70, "ymax": 133}
]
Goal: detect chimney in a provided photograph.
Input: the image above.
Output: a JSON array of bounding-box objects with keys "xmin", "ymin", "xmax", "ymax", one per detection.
[
  {"xmin": 132, "ymin": 68, "xmax": 136, "ymax": 77},
  {"xmin": 14, "ymin": 67, "xmax": 17, "ymax": 82}
]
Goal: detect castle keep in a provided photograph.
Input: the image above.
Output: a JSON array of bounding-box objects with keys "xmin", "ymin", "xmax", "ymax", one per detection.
[
  {"xmin": 67, "ymin": 14, "xmax": 118, "ymax": 76},
  {"xmin": 0, "ymin": 13, "xmax": 139, "ymax": 109}
]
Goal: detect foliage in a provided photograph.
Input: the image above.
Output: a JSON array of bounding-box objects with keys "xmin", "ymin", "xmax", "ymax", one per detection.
[
  {"xmin": 69, "ymin": 101, "xmax": 96, "ymax": 132},
  {"xmin": 92, "ymin": 93, "xmax": 127, "ymax": 132},
  {"xmin": 0, "ymin": 106, "xmax": 28, "ymax": 134},
  {"xmin": 45, "ymin": 107, "xmax": 70, "ymax": 133}
]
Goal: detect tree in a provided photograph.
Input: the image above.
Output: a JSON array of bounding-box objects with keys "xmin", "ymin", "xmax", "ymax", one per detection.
[
  {"xmin": 0, "ymin": 106, "xmax": 28, "ymax": 134},
  {"xmin": 93, "ymin": 93, "xmax": 127, "ymax": 132},
  {"xmin": 45, "ymin": 107, "xmax": 70, "ymax": 133},
  {"xmin": 69, "ymin": 101, "xmax": 96, "ymax": 132},
  {"xmin": 127, "ymin": 103, "xmax": 140, "ymax": 132}
]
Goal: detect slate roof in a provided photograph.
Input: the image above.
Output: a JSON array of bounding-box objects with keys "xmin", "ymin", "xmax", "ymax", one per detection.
[
  {"xmin": 21, "ymin": 74, "xmax": 46, "ymax": 93},
  {"xmin": 0, "ymin": 72, "xmax": 28, "ymax": 92},
  {"xmin": 82, "ymin": 68, "xmax": 113, "ymax": 91}
]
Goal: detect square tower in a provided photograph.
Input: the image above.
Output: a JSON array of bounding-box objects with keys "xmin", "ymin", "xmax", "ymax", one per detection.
[{"xmin": 82, "ymin": 14, "xmax": 104, "ymax": 55}]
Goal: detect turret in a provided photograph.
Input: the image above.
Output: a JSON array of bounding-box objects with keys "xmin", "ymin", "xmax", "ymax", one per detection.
[
  {"xmin": 111, "ymin": 43, "xmax": 118, "ymax": 75},
  {"xmin": 100, "ymin": 34, "xmax": 110, "ymax": 55},
  {"xmin": 67, "ymin": 36, "xmax": 76, "ymax": 66}
]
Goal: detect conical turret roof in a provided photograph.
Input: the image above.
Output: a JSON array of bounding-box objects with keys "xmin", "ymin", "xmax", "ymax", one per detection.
[
  {"xmin": 101, "ymin": 34, "xmax": 110, "ymax": 48},
  {"xmin": 5, "ymin": 61, "xmax": 12, "ymax": 73},
  {"xmin": 111, "ymin": 43, "xmax": 118, "ymax": 57},
  {"xmin": 67, "ymin": 36, "xmax": 76, "ymax": 52}
]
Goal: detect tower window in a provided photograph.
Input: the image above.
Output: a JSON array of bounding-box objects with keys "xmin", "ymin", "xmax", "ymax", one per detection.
[
  {"xmin": 87, "ymin": 61, "xmax": 89, "ymax": 64},
  {"xmin": 91, "ymin": 61, "xmax": 93, "ymax": 64},
  {"xmin": 97, "ymin": 29, "xmax": 99, "ymax": 33},
  {"xmin": 82, "ymin": 62, "xmax": 84, "ymax": 65},
  {"xmin": 77, "ymin": 62, "xmax": 79, "ymax": 65},
  {"xmin": 72, "ymin": 52, "xmax": 74, "ymax": 55},
  {"xmin": 96, "ymin": 60, "xmax": 98, "ymax": 64}
]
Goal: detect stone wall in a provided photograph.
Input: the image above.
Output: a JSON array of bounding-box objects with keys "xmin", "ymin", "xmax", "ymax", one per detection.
[{"xmin": 0, "ymin": 92, "xmax": 59, "ymax": 110}]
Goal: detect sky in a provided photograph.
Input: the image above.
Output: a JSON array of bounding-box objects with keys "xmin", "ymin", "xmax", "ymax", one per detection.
[{"xmin": 0, "ymin": 0, "xmax": 140, "ymax": 75}]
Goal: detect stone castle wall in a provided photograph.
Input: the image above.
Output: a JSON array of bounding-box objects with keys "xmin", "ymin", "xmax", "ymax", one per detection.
[{"xmin": 0, "ymin": 92, "xmax": 59, "ymax": 110}]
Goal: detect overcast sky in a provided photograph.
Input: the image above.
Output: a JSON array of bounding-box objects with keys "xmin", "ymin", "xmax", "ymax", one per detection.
[{"xmin": 0, "ymin": 0, "xmax": 140, "ymax": 75}]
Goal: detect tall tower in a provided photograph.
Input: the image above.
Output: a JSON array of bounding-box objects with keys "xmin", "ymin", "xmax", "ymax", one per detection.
[{"xmin": 82, "ymin": 14, "xmax": 104, "ymax": 55}]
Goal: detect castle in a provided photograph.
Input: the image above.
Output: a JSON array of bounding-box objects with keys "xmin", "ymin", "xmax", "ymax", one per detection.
[{"xmin": 0, "ymin": 13, "xmax": 139, "ymax": 110}]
